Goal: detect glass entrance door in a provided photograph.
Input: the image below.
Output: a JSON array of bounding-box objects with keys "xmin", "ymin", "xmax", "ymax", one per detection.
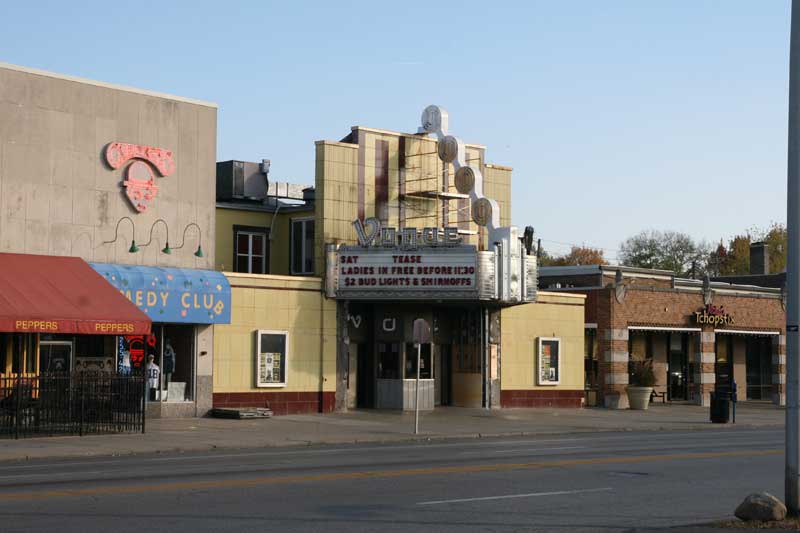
[
  {"xmin": 667, "ymin": 333, "xmax": 688, "ymax": 401},
  {"xmin": 40, "ymin": 341, "xmax": 73, "ymax": 373}
]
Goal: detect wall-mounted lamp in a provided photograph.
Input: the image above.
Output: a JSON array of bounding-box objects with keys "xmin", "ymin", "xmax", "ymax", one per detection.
[
  {"xmin": 174, "ymin": 222, "xmax": 204, "ymax": 258},
  {"xmin": 103, "ymin": 216, "xmax": 139, "ymax": 253},
  {"xmin": 140, "ymin": 219, "xmax": 171, "ymax": 255}
]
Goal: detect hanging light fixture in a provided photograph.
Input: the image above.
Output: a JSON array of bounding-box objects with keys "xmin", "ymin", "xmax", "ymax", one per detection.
[
  {"xmin": 175, "ymin": 222, "xmax": 204, "ymax": 258},
  {"xmin": 103, "ymin": 216, "xmax": 139, "ymax": 253},
  {"xmin": 140, "ymin": 219, "xmax": 171, "ymax": 255}
]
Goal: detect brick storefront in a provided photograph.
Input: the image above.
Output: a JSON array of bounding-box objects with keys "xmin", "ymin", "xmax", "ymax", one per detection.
[{"xmin": 540, "ymin": 265, "xmax": 785, "ymax": 408}]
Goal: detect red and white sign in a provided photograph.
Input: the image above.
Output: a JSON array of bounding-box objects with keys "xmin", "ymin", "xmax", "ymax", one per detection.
[
  {"xmin": 336, "ymin": 249, "xmax": 477, "ymax": 297},
  {"xmin": 104, "ymin": 142, "xmax": 175, "ymax": 213}
]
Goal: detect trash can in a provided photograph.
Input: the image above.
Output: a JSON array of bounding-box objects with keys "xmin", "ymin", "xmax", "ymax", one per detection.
[{"xmin": 709, "ymin": 391, "xmax": 730, "ymax": 424}]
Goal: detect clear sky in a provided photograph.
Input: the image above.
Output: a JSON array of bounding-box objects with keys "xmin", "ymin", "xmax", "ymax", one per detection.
[{"xmin": 1, "ymin": 1, "xmax": 791, "ymax": 262}]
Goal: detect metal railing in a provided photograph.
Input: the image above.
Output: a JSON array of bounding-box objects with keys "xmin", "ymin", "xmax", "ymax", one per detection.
[{"xmin": 0, "ymin": 372, "xmax": 145, "ymax": 439}]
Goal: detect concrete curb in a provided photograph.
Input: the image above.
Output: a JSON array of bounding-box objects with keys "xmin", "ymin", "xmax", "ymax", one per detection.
[{"xmin": 0, "ymin": 421, "xmax": 784, "ymax": 465}]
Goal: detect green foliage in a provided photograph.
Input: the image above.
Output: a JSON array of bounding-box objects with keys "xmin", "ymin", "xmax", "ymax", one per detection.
[
  {"xmin": 630, "ymin": 359, "xmax": 656, "ymax": 387},
  {"xmin": 619, "ymin": 230, "xmax": 710, "ymax": 277},
  {"xmin": 539, "ymin": 246, "xmax": 607, "ymax": 266},
  {"xmin": 708, "ymin": 222, "xmax": 786, "ymax": 276}
]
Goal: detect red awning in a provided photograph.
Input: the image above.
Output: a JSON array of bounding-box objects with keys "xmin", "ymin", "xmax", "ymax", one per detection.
[{"xmin": 0, "ymin": 253, "xmax": 151, "ymax": 335}]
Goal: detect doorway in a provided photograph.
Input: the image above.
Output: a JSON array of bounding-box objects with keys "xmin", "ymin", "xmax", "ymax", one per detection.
[
  {"xmin": 667, "ymin": 333, "xmax": 688, "ymax": 401},
  {"xmin": 715, "ymin": 335, "xmax": 734, "ymax": 392},
  {"xmin": 745, "ymin": 336, "xmax": 772, "ymax": 400},
  {"xmin": 40, "ymin": 340, "xmax": 73, "ymax": 373}
]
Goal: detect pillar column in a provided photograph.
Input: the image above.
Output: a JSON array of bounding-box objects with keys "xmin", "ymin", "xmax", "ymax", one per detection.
[
  {"xmin": 602, "ymin": 328, "xmax": 629, "ymax": 409},
  {"xmin": 773, "ymin": 334, "xmax": 787, "ymax": 406},
  {"xmin": 694, "ymin": 330, "xmax": 715, "ymax": 406}
]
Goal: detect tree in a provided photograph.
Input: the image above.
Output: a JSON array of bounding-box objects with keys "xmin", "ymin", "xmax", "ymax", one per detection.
[
  {"xmin": 711, "ymin": 223, "xmax": 787, "ymax": 276},
  {"xmin": 549, "ymin": 246, "xmax": 607, "ymax": 266},
  {"xmin": 619, "ymin": 230, "xmax": 710, "ymax": 277}
]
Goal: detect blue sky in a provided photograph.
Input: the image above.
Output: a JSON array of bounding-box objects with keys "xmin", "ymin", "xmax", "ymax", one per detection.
[{"xmin": 1, "ymin": 1, "xmax": 791, "ymax": 261}]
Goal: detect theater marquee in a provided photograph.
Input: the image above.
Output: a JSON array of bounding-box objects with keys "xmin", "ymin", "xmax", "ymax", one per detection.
[{"xmin": 333, "ymin": 246, "xmax": 480, "ymax": 300}]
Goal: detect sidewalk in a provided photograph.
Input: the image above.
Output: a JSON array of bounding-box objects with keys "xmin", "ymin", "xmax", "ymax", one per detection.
[{"xmin": 0, "ymin": 403, "xmax": 784, "ymax": 463}]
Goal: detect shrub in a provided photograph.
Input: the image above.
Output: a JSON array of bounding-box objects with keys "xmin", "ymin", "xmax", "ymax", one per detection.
[{"xmin": 630, "ymin": 359, "xmax": 656, "ymax": 387}]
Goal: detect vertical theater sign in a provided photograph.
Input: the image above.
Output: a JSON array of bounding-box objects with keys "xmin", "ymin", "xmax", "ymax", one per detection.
[{"xmin": 326, "ymin": 106, "xmax": 538, "ymax": 304}]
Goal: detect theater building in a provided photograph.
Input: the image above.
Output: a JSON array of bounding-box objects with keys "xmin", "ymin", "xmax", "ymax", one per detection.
[
  {"xmin": 539, "ymin": 265, "xmax": 785, "ymax": 408},
  {"xmin": 212, "ymin": 107, "xmax": 586, "ymax": 413},
  {"xmin": 0, "ymin": 62, "xmax": 230, "ymax": 417}
]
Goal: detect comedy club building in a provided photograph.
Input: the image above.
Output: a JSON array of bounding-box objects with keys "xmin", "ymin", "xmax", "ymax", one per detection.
[
  {"xmin": 0, "ymin": 62, "xmax": 230, "ymax": 417},
  {"xmin": 212, "ymin": 105, "xmax": 586, "ymax": 414},
  {"xmin": 539, "ymin": 265, "xmax": 785, "ymax": 408}
]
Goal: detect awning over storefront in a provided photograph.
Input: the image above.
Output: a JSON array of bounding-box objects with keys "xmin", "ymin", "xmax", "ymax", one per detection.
[
  {"xmin": 0, "ymin": 253, "xmax": 151, "ymax": 335},
  {"xmin": 90, "ymin": 263, "xmax": 231, "ymax": 324}
]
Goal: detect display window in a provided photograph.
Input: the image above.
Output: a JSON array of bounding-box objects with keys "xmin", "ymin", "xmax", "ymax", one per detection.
[
  {"xmin": 537, "ymin": 337, "xmax": 561, "ymax": 385},
  {"xmin": 256, "ymin": 330, "xmax": 287, "ymax": 387},
  {"xmin": 404, "ymin": 343, "xmax": 432, "ymax": 379}
]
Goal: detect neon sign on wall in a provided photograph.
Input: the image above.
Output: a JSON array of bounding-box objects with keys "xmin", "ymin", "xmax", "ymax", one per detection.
[{"xmin": 104, "ymin": 142, "xmax": 175, "ymax": 213}]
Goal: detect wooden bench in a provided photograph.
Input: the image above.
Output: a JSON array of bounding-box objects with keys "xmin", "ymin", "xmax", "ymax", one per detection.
[{"xmin": 650, "ymin": 390, "xmax": 667, "ymax": 404}]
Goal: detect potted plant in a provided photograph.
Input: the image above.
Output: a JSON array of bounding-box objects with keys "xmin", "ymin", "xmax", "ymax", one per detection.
[{"xmin": 627, "ymin": 359, "xmax": 656, "ymax": 410}]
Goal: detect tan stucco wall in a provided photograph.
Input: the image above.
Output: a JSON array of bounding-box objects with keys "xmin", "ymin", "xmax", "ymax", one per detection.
[
  {"xmin": 213, "ymin": 273, "xmax": 336, "ymax": 393},
  {"xmin": 215, "ymin": 206, "xmax": 313, "ymax": 275},
  {"xmin": 0, "ymin": 63, "xmax": 217, "ymax": 269},
  {"xmin": 500, "ymin": 292, "xmax": 586, "ymax": 391}
]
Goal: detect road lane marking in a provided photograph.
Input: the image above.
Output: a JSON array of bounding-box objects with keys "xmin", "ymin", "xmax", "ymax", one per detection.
[
  {"xmin": 492, "ymin": 446, "xmax": 585, "ymax": 454},
  {"xmin": 0, "ymin": 448, "xmax": 781, "ymax": 502},
  {"xmin": 417, "ymin": 487, "xmax": 613, "ymax": 505}
]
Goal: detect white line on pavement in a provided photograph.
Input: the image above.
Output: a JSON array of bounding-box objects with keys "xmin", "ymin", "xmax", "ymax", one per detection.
[
  {"xmin": 491, "ymin": 446, "xmax": 586, "ymax": 454},
  {"xmin": 417, "ymin": 487, "xmax": 614, "ymax": 506}
]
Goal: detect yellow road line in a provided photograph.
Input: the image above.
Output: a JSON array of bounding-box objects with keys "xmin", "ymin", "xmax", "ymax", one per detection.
[{"xmin": 0, "ymin": 448, "xmax": 781, "ymax": 502}]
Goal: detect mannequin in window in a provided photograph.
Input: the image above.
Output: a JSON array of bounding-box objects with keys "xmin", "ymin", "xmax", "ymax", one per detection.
[
  {"xmin": 146, "ymin": 354, "xmax": 160, "ymax": 402},
  {"xmin": 164, "ymin": 339, "xmax": 176, "ymax": 388}
]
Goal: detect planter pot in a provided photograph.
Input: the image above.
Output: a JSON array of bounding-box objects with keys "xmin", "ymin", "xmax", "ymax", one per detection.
[{"xmin": 627, "ymin": 386, "xmax": 653, "ymax": 410}]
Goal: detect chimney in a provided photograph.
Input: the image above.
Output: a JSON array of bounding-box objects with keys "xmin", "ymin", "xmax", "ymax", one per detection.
[{"xmin": 750, "ymin": 241, "xmax": 769, "ymax": 275}]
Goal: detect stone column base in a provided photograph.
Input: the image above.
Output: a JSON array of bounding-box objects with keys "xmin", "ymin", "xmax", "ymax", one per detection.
[
  {"xmin": 773, "ymin": 393, "xmax": 787, "ymax": 407},
  {"xmin": 694, "ymin": 391, "xmax": 711, "ymax": 407}
]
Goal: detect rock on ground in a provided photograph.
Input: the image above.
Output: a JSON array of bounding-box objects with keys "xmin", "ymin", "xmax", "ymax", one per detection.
[{"xmin": 734, "ymin": 492, "xmax": 787, "ymax": 522}]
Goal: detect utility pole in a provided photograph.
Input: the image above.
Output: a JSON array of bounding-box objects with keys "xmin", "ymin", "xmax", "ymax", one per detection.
[{"xmin": 787, "ymin": 0, "xmax": 800, "ymax": 515}]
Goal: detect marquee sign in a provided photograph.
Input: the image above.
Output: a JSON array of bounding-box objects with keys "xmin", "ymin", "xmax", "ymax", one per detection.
[
  {"xmin": 335, "ymin": 246, "xmax": 479, "ymax": 300},
  {"xmin": 104, "ymin": 142, "xmax": 175, "ymax": 213}
]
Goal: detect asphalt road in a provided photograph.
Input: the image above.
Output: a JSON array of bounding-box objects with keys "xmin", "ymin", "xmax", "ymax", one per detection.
[{"xmin": 0, "ymin": 427, "xmax": 785, "ymax": 532}]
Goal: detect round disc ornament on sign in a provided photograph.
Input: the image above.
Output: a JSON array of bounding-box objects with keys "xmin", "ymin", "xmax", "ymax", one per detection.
[
  {"xmin": 454, "ymin": 166, "xmax": 476, "ymax": 194},
  {"xmin": 472, "ymin": 197, "xmax": 494, "ymax": 227},
  {"xmin": 437, "ymin": 135, "xmax": 460, "ymax": 163}
]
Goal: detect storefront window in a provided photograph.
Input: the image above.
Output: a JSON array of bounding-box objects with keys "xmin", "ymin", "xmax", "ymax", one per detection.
[
  {"xmin": 377, "ymin": 342, "xmax": 400, "ymax": 379},
  {"xmin": 537, "ymin": 337, "xmax": 561, "ymax": 385},
  {"xmin": 404, "ymin": 343, "xmax": 432, "ymax": 379},
  {"xmin": 255, "ymin": 330, "xmax": 287, "ymax": 387}
]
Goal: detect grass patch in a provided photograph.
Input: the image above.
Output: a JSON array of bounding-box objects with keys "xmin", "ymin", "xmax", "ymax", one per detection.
[{"xmin": 714, "ymin": 517, "xmax": 800, "ymax": 529}]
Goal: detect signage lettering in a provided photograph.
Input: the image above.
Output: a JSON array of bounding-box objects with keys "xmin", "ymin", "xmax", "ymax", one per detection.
[
  {"xmin": 15, "ymin": 320, "xmax": 58, "ymax": 332},
  {"xmin": 94, "ymin": 322, "xmax": 136, "ymax": 333},
  {"xmin": 337, "ymin": 249, "xmax": 477, "ymax": 293},
  {"xmin": 694, "ymin": 304, "xmax": 734, "ymax": 327},
  {"xmin": 353, "ymin": 217, "xmax": 462, "ymax": 249},
  {"xmin": 120, "ymin": 289, "xmax": 225, "ymax": 316}
]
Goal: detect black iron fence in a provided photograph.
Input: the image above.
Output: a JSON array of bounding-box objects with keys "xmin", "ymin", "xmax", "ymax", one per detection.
[{"xmin": 0, "ymin": 372, "xmax": 145, "ymax": 439}]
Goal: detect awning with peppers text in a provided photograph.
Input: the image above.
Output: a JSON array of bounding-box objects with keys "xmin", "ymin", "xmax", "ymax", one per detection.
[{"xmin": 0, "ymin": 253, "xmax": 152, "ymax": 335}]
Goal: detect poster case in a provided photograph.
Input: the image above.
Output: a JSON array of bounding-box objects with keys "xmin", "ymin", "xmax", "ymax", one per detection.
[
  {"xmin": 537, "ymin": 337, "xmax": 561, "ymax": 386},
  {"xmin": 255, "ymin": 330, "xmax": 288, "ymax": 387}
]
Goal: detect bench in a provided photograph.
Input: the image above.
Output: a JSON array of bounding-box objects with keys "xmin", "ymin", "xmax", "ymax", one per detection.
[{"xmin": 650, "ymin": 390, "xmax": 667, "ymax": 404}]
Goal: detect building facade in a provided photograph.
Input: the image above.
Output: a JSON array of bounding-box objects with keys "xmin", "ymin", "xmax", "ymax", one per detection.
[
  {"xmin": 0, "ymin": 62, "xmax": 229, "ymax": 417},
  {"xmin": 539, "ymin": 265, "xmax": 785, "ymax": 408},
  {"xmin": 212, "ymin": 108, "xmax": 586, "ymax": 414}
]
